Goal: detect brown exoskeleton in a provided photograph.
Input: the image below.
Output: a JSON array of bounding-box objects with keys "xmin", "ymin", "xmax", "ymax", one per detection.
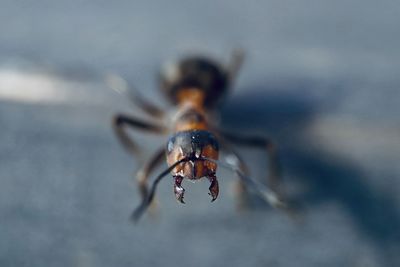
[{"xmin": 108, "ymin": 50, "xmax": 288, "ymax": 221}]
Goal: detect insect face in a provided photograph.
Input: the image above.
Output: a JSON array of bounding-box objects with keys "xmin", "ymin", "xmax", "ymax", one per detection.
[{"xmin": 166, "ymin": 130, "xmax": 219, "ymax": 203}]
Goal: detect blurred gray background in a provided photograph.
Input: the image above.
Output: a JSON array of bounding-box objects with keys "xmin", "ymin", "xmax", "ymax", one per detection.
[{"xmin": 1, "ymin": 1, "xmax": 399, "ymax": 266}]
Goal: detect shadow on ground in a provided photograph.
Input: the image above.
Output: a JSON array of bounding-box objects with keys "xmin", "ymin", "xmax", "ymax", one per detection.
[{"xmin": 220, "ymin": 80, "xmax": 400, "ymax": 264}]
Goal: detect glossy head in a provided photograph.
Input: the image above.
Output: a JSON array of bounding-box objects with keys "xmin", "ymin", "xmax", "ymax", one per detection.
[
  {"xmin": 167, "ymin": 130, "xmax": 219, "ymax": 179},
  {"xmin": 166, "ymin": 130, "xmax": 219, "ymax": 202}
]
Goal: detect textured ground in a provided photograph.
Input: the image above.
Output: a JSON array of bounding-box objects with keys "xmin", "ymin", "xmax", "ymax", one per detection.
[{"xmin": 0, "ymin": 1, "xmax": 399, "ymax": 266}]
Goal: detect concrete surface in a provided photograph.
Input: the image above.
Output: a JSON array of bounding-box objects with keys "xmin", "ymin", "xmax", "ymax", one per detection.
[{"xmin": 0, "ymin": 1, "xmax": 399, "ymax": 266}]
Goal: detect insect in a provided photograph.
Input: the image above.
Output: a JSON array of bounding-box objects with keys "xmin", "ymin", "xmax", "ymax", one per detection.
[{"xmin": 108, "ymin": 50, "xmax": 288, "ymax": 221}]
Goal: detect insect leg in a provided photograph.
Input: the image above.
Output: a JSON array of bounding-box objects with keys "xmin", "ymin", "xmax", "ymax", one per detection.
[
  {"xmin": 220, "ymin": 132, "xmax": 287, "ymax": 208},
  {"xmin": 106, "ymin": 74, "xmax": 165, "ymax": 118},
  {"xmin": 132, "ymin": 158, "xmax": 188, "ymax": 222},
  {"xmin": 136, "ymin": 147, "xmax": 166, "ymax": 206},
  {"xmin": 112, "ymin": 114, "xmax": 166, "ymax": 156},
  {"xmin": 226, "ymin": 49, "xmax": 245, "ymax": 84},
  {"xmin": 219, "ymin": 141, "xmax": 251, "ymax": 209}
]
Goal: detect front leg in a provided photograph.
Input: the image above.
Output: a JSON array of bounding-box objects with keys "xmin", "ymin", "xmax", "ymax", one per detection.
[
  {"xmin": 136, "ymin": 147, "xmax": 166, "ymax": 202},
  {"xmin": 218, "ymin": 140, "xmax": 251, "ymax": 209}
]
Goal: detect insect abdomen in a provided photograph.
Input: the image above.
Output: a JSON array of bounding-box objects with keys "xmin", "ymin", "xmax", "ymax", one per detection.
[{"xmin": 159, "ymin": 57, "xmax": 229, "ymax": 108}]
